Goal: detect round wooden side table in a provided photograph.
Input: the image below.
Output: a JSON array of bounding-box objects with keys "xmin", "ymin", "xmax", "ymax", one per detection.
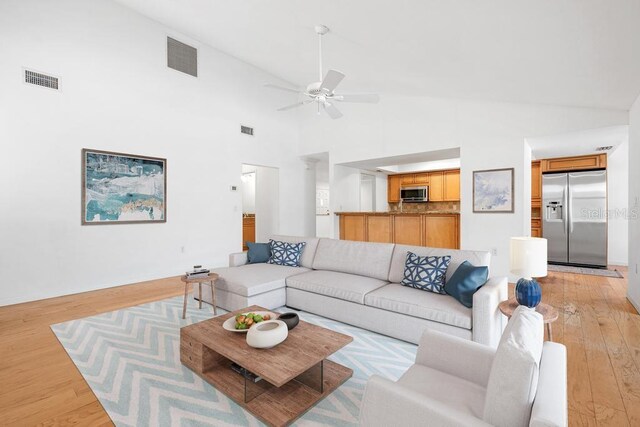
[
  {"xmin": 498, "ymin": 298, "xmax": 559, "ymax": 341},
  {"xmin": 180, "ymin": 273, "xmax": 219, "ymax": 319}
]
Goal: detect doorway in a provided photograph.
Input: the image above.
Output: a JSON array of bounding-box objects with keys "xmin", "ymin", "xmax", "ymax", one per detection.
[
  {"xmin": 360, "ymin": 173, "xmax": 376, "ymax": 211},
  {"xmin": 241, "ymin": 164, "xmax": 279, "ymax": 249}
]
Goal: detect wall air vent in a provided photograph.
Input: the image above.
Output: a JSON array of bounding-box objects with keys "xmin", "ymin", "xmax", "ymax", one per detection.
[
  {"xmin": 240, "ymin": 125, "xmax": 254, "ymax": 136},
  {"xmin": 595, "ymin": 146, "xmax": 613, "ymax": 151},
  {"xmin": 24, "ymin": 69, "xmax": 59, "ymax": 90},
  {"xmin": 167, "ymin": 37, "xmax": 197, "ymax": 77}
]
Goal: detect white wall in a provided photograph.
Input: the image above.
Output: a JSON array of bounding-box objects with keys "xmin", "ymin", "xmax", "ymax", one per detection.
[
  {"xmin": 254, "ymin": 166, "xmax": 280, "ymax": 242},
  {"xmin": 628, "ymin": 95, "xmax": 640, "ymax": 310},
  {"xmin": 359, "ymin": 174, "xmax": 375, "ymax": 211},
  {"xmin": 300, "ymin": 95, "xmax": 627, "ymax": 278},
  {"xmin": 608, "ymin": 139, "xmax": 630, "ymax": 265},
  {"xmin": 0, "ymin": 0, "xmax": 307, "ymax": 306}
]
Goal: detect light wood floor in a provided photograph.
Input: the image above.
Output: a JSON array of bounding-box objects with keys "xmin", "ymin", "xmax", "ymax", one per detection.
[{"xmin": 0, "ymin": 269, "xmax": 638, "ymax": 426}]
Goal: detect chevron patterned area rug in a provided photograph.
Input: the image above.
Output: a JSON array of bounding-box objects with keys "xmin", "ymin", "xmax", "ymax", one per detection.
[{"xmin": 51, "ymin": 296, "xmax": 417, "ymax": 426}]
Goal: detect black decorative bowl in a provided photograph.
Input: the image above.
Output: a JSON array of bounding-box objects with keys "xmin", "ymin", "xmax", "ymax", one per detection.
[{"xmin": 278, "ymin": 312, "xmax": 299, "ymax": 330}]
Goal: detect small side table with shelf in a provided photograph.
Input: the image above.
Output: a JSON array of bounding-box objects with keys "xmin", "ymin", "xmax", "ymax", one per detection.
[
  {"xmin": 180, "ymin": 273, "xmax": 219, "ymax": 319},
  {"xmin": 498, "ymin": 298, "xmax": 559, "ymax": 341}
]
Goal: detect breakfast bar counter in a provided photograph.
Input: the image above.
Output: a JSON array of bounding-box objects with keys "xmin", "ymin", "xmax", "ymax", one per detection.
[{"xmin": 335, "ymin": 212, "xmax": 460, "ymax": 249}]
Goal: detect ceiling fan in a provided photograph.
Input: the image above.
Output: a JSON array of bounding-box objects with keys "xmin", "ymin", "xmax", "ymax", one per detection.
[{"xmin": 265, "ymin": 25, "xmax": 380, "ymax": 119}]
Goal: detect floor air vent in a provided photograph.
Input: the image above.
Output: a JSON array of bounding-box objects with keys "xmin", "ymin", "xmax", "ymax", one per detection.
[
  {"xmin": 25, "ymin": 69, "xmax": 59, "ymax": 90},
  {"xmin": 240, "ymin": 125, "xmax": 254, "ymax": 136},
  {"xmin": 167, "ymin": 37, "xmax": 197, "ymax": 77}
]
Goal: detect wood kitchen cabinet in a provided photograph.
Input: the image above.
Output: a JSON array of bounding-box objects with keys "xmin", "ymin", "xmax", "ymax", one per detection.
[
  {"xmin": 339, "ymin": 214, "xmax": 366, "ymax": 241},
  {"xmin": 387, "ymin": 169, "xmax": 460, "ymax": 203},
  {"xmin": 393, "ymin": 215, "xmax": 423, "ymax": 246},
  {"xmin": 541, "ymin": 153, "xmax": 606, "ymax": 173},
  {"xmin": 414, "ymin": 173, "xmax": 429, "ymax": 184},
  {"xmin": 443, "ymin": 170, "xmax": 460, "ymax": 201},
  {"xmin": 242, "ymin": 216, "xmax": 255, "ymax": 251},
  {"xmin": 428, "ymin": 172, "xmax": 444, "ymax": 201},
  {"xmin": 388, "ymin": 175, "xmax": 401, "ymax": 203},
  {"xmin": 531, "ymin": 219, "xmax": 541, "ymax": 237},
  {"xmin": 531, "ymin": 161, "xmax": 542, "ymax": 207},
  {"xmin": 367, "ymin": 215, "xmax": 393, "ymax": 243},
  {"xmin": 336, "ymin": 213, "xmax": 460, "ymax": 249},
  {"xmin": 401, "ymin": 174, "xmax": 416, "ymax": 185},
  {"xmin": 423, "ymin": 215, "xmax": 459, "ymax": 249},
  {"xmin": 400, "ymin": 173, "xmax": 429, "ymax": 186}
]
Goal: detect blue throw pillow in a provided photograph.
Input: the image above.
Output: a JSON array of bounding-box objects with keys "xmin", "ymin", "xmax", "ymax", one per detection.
[
  {"xmin": 400, "ymin": 252, "xmax": 451, "ymax": 294},
  {"xmin": 246, "ymin": 242, "xmax": 270, "ymax": 264},
  {"xmin": 444, "ymin": 261, "xmax": 489, "ymax": 308},
  {"xmin": 267, "ymin": 239, "xmax": 306, "ymax": 267}
]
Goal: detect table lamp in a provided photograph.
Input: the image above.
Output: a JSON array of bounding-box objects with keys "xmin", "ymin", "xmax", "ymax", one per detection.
[{"xmin": 510, "ymin": 237, "xmax": 548, "ymax": 308}]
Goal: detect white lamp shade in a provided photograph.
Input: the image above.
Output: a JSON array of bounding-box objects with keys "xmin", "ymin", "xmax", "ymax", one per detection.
[{"xmin": 510, "ymin": 237, "xmax": 547, "ymax": 278}]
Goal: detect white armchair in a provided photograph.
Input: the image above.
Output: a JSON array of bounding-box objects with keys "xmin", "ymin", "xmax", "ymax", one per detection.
[{"xmin": 359, "ymin": 306, "xmax": 567, "ymax": 427}]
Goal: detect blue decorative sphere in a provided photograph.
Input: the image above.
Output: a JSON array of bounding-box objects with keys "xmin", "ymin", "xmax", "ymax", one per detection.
[{"xmin": 515, "ymin": 278, "xmax": 542, "ymax": 308}]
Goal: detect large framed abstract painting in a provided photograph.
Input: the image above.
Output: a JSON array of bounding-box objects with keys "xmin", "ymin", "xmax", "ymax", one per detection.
[
  {"xmin": 473, "ymin": 168, "xmax": 514, "ymax": 213},
  {"xmin": 82, "ymin": 149, "xmax": 166, "ymax": 225}
]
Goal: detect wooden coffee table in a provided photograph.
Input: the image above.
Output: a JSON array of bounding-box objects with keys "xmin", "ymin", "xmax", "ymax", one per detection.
[{"xmin": 180, "ymin": 305, "xmax": 353, "ymax": 427}]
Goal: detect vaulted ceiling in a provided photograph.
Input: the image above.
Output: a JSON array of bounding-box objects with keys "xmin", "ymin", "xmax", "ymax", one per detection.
[{"xmin": 115, "ymin": 0, "xmax": 640, "ymax": 110}]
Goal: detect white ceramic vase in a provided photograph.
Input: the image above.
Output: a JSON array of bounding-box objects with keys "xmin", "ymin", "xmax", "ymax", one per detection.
[{"xmin": 246, "ymin": 320, "xmax": 288, "ymax": 349}]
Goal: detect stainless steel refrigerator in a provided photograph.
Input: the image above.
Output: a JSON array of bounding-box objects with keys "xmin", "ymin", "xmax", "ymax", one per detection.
[{"xmin": 542, "ymin": 170, "xmax": 607, "ymax": 267}]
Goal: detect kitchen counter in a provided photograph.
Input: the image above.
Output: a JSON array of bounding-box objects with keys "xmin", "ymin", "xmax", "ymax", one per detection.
[
  {"xmin": 336, "ymin": 211, "xmax": 460, "ymax": 249},
  {"xmin": 335, "ymin": 211, "xmax": 460, "ymax": 215}
]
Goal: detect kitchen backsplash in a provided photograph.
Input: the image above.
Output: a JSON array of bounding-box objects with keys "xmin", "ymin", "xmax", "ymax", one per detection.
[{"xmin": 388, "ymin": 201, "xmax": 460, "ymax": 213}]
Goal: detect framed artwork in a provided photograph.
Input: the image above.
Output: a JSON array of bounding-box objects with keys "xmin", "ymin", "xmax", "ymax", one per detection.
[
  {"xmin": 473, "ymin": 168, "xmax": 514, "ymax": 213},
  {"xmin": 81, "ymin": 149, "xmax": 166, "ymax": 225}
]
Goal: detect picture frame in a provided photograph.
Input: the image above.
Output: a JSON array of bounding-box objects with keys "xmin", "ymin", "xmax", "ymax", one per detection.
[
  {"xmin": 81, "ymin": 149, "xmax": 167, "ymax": 225},
  {"xmin": 473, "ymin": 167, "xmax": 514, "ymax": 213}
]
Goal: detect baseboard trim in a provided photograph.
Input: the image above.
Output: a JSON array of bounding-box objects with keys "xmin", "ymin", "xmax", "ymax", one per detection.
[
  {"xmin": 1, "ymin": 274, "xmax": 183, "ymax": 307},
  {"xmin": 628, "ymin": 295, "xmax": 640, "ymax": 314}
]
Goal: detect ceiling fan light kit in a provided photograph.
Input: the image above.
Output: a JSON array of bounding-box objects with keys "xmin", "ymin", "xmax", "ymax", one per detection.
[{"xmin": 265, "ymin": 24, "xmax": 380, "ymax": 119}]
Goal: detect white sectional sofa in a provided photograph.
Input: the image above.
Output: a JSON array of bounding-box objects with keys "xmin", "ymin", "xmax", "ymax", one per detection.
[{"xmin": 201, "ymin": 235, "xmax": 508, "ymax": 346}]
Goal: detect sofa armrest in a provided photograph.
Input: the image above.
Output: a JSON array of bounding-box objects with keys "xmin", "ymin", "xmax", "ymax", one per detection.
[
  {"xmin": 472, "ymin": 276, "xmax": 508, "ymax": 347},
  {"xmin": 530, "ymin": 342, "xmax": 568, "ymax": 427},
  {"xmin": 359, "ymin": 375, "xmax": 492, "ymax": 427},
  {"xmin": 229, "ymin": 252, "xmax": 248, "ymax": 267},
  {"xmin": 415, "ymin": 329, "xmax": 496, "ymax": 388}
]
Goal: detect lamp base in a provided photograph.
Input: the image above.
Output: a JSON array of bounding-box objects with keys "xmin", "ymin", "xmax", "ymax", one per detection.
[{"xmin": 515, "ymin": 277, "xmax": 542, "ymax": 308}]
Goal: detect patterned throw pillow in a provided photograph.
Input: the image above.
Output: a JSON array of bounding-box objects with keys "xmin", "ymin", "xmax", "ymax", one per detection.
[
  {"xmin": 267, "ymin": 239, "xmax": 306, "ymax": 267},
  {"xmin": 400, "ymin": 252, "xmax": 452, "ymax": 294}
]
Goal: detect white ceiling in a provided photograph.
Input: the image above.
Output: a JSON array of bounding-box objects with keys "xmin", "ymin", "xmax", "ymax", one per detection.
[
  {"xmin": 114, "ymin": 0, "xmax": 640, "ymax": 110},
  {"xmin": 528, "ymin": 125, "xmax": 629, "ymax": 159}
]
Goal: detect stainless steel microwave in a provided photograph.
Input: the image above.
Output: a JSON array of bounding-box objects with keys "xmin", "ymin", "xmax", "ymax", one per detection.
[{"xmin": 400, "ymin": 186, "xmax": 429, "ymax": 202}]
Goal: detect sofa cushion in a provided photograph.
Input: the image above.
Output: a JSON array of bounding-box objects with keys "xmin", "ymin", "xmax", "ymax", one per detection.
[
  {"xmin": 211, "ymin": 263, "xmax": 310, "ymax": 297},
  {"xmin": 400, "ymin": 252, "xmax": 451, "ymax": 294},
  {"xmin": 267, "ymin": 239, "xmax": 306, "ymax": 267},
  {"xmin": 364, "ymin": 283, "xmax": 472, "ymax": 329},
  {"xmin": 286, "ymin": 270, "xmax": 389, "ymax": 304},
  {"xmin": 483, "ymin": 306, "xmax": 544, "ymax": 427},
  {"xmin": 312, "ymin": 239, "xmax": 395, "ymax": 281},
  {"xmin": 269, "ymin": 235, "xmax": 319, "ymax": 269},
  {"xmin": 444, "ymin": 261, "xmax": 489, "ymax": 308},
  {"xmin": 398, "ymin": 364, "xmax": 486, "ymax": 419},
  {"xmin": 246, "ymin": 242, "xmax": 270, "ymax": 264},
  {"xmin": 389, "ymin": 244, "xmax": 491, "ymax": 284}
]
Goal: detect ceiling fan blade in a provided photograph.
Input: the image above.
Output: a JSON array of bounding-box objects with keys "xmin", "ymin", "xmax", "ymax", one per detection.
[
  {"xmin": 321, "ymin": 69, "xmax": 345, "ymax": 93},
  {"xmin": 334, "ymin": 93, "xmax": 380, "ymax": 103},
  {"xmin": 277, "ymin": 101, "xmax": 307, "ymax": 111},
  {"xmin": 264, "ymin": 83, "xmax": 301, "ymax": 94},
  {"xmin": 323, "ymin": 103, "xmax": 343, "ymax": 119}
]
